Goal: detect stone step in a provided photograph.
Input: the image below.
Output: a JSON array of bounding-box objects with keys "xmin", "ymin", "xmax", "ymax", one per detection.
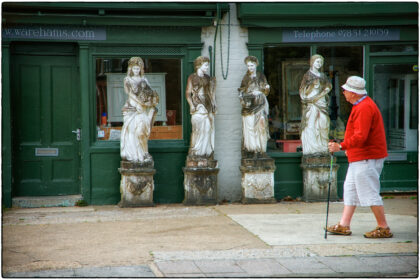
[{"xmin": 12, "ymin": 195, "xmax": 83, "ymax": 208}]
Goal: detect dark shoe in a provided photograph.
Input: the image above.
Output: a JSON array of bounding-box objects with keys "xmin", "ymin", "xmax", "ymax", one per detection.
[
  {"xmin": 364, "ymin": 226, "xmax": 393, "ymax": 238},
  {"xmin": 326, "ymin": 223, "xmax": 352, "ymax": 235}
]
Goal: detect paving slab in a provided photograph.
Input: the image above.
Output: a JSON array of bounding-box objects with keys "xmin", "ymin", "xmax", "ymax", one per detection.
[
  {"xmin": 276, "ymin": 256, "xmax": 333, "ymax": 274},
  {"xmin": 229, "ymin": 213, "xmax": 417, "ymax": 245},
  {"xmin": 73, "ymin": 266, "xmax": 155, "ymax": 277},
  {"xmin": 236, "ymin": 258, "xmax": 291, "ymax": 276},
  {"xmin": 154, "ymin": 260, "xmax": 201, "ymax": 274},
  {"xmin": 357, "ymin": 255, "xmax": 418, "ymax": 274},
  {"xmin": 398, "ymin": 255, "xmax": 419, "ymax": 267},
  {"xmin": 4, "ymin": 265, "xmax": 155, "ymax": 278},
  {"xmin": 164, "ymin": 273, "xmax": 206, "ymax": 277},
  {"xmin": 317, "ymin": 255, "xmax": 381, "ymax": 273},
  {"xmin": 193, "ymin": 259, "xmax": 244, "ymax": 273},
  {"xmin": 4, "ymin": 269, "xmax": 76, "ymax": 278},
  {"xmin": 204, "ymin": 272, "xmax": 250, "ymax": 277}
]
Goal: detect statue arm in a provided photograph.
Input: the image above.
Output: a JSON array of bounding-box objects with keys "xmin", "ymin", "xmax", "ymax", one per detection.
[
  {"xmin": 260, "ymin": 73, "xmax": 270, "ymax": 95},
  {"xmin": 210, "ymin": 76, "xmax": 217, "ymax": 111},
  {"xmin": 323, "ymin": 80, "xmax": 332, "ymax": 94},
  {"xmin": 238, "ymin": 75, "xmax": 248, "ymax": 97},
  {"xmin": 123, "ymin": 78, "xmax": 137, "ymax": 101},
  {"xmin": 123, "ymin": 77, "xmax": 131, "ymax": 94},
  {"xmin": 185, "ymin": 76, "xmax": 195, "ymax": 112}
]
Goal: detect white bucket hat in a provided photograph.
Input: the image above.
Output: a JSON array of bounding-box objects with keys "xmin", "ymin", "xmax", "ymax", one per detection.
[{"xmin": 341, "ymin": 76, "xmax": 367, "ymax": 95}]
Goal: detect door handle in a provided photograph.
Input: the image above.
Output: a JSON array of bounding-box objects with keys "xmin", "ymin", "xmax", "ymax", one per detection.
[{"xmin": 72, "ymin": 128, "xmax": 81, "ymax": 141}]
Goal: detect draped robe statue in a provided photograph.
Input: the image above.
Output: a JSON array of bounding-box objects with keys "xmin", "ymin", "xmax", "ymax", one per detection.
[
  {"xmin": 186, "ymin": 56, "xmax": 216, "ymax": 157},
  {"xmin": 238, "ymin": 56, "xmax": 270, "ymax": 154},
  {"xmin": 120, "ymin": 57, "xmax": 159, "ymax": 163},
  {"xmin": 299, "ymin": 54, "xmax": 332, "ymax": 155}
]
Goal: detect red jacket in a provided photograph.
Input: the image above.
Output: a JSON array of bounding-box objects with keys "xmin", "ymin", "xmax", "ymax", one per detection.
[{"xmin": 340, "ymin": 96, "xmax": 388, "ymax": 162}]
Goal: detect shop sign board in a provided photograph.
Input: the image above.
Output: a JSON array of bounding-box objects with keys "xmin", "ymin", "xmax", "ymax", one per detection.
[
  {"xmin": 282, "ymin": 27, "xmax": 400, "ymax": 43},
  {"xmin": 2, "ymin": 25, "xmax": 106, "ymax": 40}
]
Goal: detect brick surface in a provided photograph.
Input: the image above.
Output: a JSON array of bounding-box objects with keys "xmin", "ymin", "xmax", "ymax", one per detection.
[{"xmin": 201, "ymin": 3, "xmax": 248, "ymax": 202}]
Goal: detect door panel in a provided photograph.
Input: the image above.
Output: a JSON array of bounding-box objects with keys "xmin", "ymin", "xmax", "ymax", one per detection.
[{"xmin": 12, "ymin": 55, "xmax": 80, "ymax": 196}]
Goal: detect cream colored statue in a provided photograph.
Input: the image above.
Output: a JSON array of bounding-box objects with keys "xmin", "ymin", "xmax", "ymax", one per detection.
[
  {"xmin": 186, "ymin": 56, "xmax": 216, "ymax": 157},
  {"xmin": 238, "ymin": 56, "xmax": 270, "ymax": 154},
  {"xmin": 299, "ymin": 54, "xmax": 332, "ymax": 155},
  {"xmin": 120, "ymin": 57, "xmax": 159, "ymax": 162}
]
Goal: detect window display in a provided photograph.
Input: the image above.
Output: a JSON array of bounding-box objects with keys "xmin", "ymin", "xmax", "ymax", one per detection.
[
  {"xmin": 264, "ymin": 46, "xmax": 310, "ymax": 152},
  {"xmin": 95, "ymin": 58, "xmax": 182, "ymax": 141},
  {"xmin": 264, "ymin": 46, "xmax": 363, "ymax": 152}
]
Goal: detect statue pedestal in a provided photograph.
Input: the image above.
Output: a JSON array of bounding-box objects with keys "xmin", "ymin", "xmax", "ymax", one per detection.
[
  {"xmin": 118, "ymin": 160, "xmax": 156, "ymax": 207},
  {"xmin": 183, "ymin": 156, "xmax": 219, "ymax": 205},
  {"xmin": 301, "ymin": 154, "xmax": 339, "ymax": 202},
  {"xmin": 240, "ymin": 155, "xmax": 276, "ymax": 204}
]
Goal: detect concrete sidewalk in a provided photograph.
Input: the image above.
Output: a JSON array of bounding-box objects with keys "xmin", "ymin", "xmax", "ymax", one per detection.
[{"xmin": 2, "ymin": 196, "xmax": 418, "ymax": 277}]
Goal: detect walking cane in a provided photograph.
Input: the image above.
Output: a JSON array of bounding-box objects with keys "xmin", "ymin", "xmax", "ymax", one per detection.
[{"xmin": 324, "ymin": 150, "xmax": 334, "ymax": 239}]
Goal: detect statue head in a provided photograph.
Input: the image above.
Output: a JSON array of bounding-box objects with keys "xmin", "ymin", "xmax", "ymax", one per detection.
[
  {"xmin": 127, "ymin": 57, "xmax": 145, "ymax": 77},
  {"xmin": 194, "ymin": 56, "xmax": 210, "ymax": 72},
  {"xmin": 244, "ymin": 56, "xmax": 259, "ymax": 75},
  {"xmin": 310, "ymin": 54, "xmax": 324, "ymax": 70},
  {"xmin": 244, "ymin": 56, "xmax": 259, "ymax": 66}
]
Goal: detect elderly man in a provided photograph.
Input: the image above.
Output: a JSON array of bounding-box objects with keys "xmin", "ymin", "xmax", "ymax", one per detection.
[{"xmin": 326, "ymin": 76, "xmax": 392, "ymax": 238}]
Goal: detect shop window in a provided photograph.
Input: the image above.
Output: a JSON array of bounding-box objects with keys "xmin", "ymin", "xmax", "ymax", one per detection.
[
  {"xmin": 316, "ymin": 46, "xmax": 363, "ymax": 141},
  {"xmin": 95, "ymin": 58, "xmax": 182, "ymax": 141},
  {"xmin": 372, "ymin": 64, "xmax": 418, "ymax": 150},
  {"xmin": 264, "ymin": 45, "xmax": 363, "ymax": 152},
  {"xmin": 264, "ymin": 46, "xmax": 310, "ymax": 152}
]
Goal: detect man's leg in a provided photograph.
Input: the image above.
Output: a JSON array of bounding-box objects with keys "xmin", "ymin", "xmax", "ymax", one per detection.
[
  {"xmin": 371, "ymin": 205, "xmax": 389, "ymax": 228},
  {"xmin": 340, "ymin": 205, "xmax": 356, "ymax": 227}
]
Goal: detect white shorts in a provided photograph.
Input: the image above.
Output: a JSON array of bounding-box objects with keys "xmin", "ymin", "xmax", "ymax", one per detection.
[{"xmin": 343, "ymin": 158, "xmax": 386, "ymax": 207}]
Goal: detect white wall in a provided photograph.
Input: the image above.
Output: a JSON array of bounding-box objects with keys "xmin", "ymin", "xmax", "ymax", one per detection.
[{"xmin": 201, "ymin": 3, "xmax": 249, "ymax": 202}]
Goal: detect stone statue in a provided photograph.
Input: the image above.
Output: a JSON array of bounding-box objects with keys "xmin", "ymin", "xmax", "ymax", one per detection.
[
  {"xmin": 238, "ymin": 56, "xmax": 270, "ymax": 155},
  {"xmin": 185, "ymin": 56, "xmax": 216, "ymax": 157},
  {"xmin": 183, "ymin": 56, "xmax": 218, "ymax": 205},
  {"xmin": 120, "ymin": 57, "xmax": 159, "ymax": 163},
  {"xmin": 299, "ymin": 54, "xmax": 332, "ymax": 155}
]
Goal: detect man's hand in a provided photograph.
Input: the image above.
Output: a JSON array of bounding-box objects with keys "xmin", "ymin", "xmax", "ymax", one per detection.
[{"xmin": 328, "ymin": 141, "xmax": 341, "ymax": 153}]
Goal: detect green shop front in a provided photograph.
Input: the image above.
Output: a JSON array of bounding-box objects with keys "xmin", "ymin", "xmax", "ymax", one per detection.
[
  {"xmin": 1, "ymin": 3, "xmax": 229, "ymax": 207},
  {"xmin": 2, "ymin": 2, "xmax": 418, "ymax": 208},
  {"xmin": 237, "ymin": 2, "xmax": 418, "ymax": 199}
]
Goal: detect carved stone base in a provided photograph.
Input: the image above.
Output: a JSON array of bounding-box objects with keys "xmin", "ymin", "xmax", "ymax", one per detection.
[
  {"xmin": 240, "ymin": 156, "xmax": 276, "ymax": 204},
  {"xmin": 118, "ymin": 160, "xmax": 156, "ymax": 207},
  {"xmin": 183, "ymin": 156, "xmax": 219, "ymax": 205},
  {"xmin": 301, "ymin": 154, "xmax": 339, "ymax": 202}
]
